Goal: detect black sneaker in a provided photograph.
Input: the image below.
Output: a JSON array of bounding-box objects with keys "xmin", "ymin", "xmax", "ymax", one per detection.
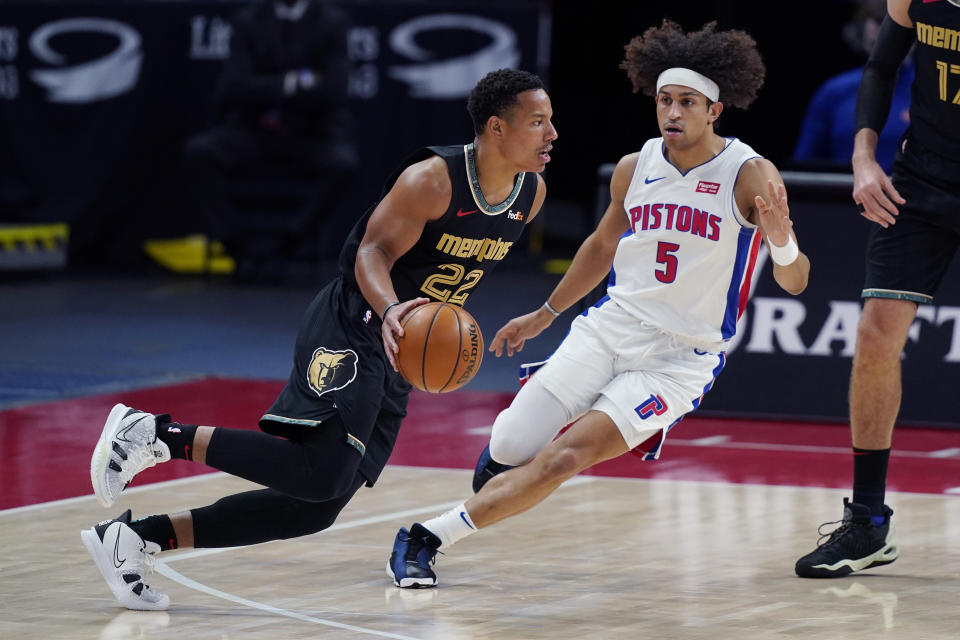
[
  {"xmin": 386, "ymin": 523, "xmax": 442, "ymax": 588},
  {"xmin": 472, "ymin": 444, "xmax": 514, "ymax": 493},
  {"xmin": 795, "ymin": 498, "xmax": 898, "ymax": 578}
]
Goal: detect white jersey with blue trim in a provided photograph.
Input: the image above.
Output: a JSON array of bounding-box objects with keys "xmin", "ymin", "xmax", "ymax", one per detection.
[{"xmin": 606, "ymin": 136, "xmax": 763, "ymax": 350}]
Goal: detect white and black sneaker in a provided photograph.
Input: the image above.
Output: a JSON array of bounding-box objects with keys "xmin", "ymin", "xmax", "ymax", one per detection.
[
  {"xmin": 81, "ymin": 510, "xmax": 170, "ymax": 610},
  {"xmin": 91, "ymin": 404, "xmax": 171, "ymax": 508},
  {"xmin": 795, "ymin": 498, "xmax": 898, "ymax": 578}
]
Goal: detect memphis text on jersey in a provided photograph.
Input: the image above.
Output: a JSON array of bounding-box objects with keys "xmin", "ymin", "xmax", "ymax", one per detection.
[
  {"xmin": 627, "ymin": 202, "xmax": 722, "ymax": 240},
  {"xmin": 916, "ymin": 22, "xmax": 960, "ymax": 52},
  {"xmin": 435, "ymin": 233, "xmax": 514, "ymax": 262}
]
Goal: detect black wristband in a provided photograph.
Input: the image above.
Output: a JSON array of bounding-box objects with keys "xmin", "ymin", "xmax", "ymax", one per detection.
[{"xmin": 381, "ymin": 301, "xmax": 400, "ymax": 321}]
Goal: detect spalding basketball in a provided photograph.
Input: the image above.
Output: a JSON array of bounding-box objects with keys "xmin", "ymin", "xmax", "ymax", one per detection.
[{"xmin": 396, "ymin": 302, "xmax": 483, "ymax": 393}]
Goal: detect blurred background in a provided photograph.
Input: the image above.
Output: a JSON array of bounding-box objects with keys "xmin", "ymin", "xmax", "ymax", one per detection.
[{"xmin": 0, "ymin": 0, "xmax": 956, "ymax": 427}]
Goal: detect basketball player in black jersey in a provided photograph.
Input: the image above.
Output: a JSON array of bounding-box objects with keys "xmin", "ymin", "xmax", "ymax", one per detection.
[
  {"xmin": 796, "ymin": 0, "xmax": 960, "ymax": 578},
  {"xmin": 79, "ymin": 68, "xmax": 556, "ymax": 610}
]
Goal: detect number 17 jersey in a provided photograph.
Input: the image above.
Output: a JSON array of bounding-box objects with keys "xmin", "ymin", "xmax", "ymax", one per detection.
[{"xmin": 608, "ymin": 137, "xmax": 763, "ymax": 351}]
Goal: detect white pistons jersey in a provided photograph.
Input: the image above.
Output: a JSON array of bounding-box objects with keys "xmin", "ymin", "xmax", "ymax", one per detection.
[{"xmin": 607, "ymin": 136, "xmax": 763, "ymax": 350}]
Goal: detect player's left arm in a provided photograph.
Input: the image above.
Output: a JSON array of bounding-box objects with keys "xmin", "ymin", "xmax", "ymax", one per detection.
[
  {"xmin": 523, "ymin": 173, "xmax": 547, "ymax": 224},
  {"xmin": 736, "ymin": 158, "xmax": 810, "ymax": 295}
]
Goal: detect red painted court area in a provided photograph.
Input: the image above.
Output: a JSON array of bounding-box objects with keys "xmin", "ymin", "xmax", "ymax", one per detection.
[{"xmin": 1, "ymin": 377, "xmax": 958, "ymax": 510}]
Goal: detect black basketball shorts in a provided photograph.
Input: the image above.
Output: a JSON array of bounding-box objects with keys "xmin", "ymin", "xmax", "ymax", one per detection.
[
  {"xmin": 863, "ymin": 135, "xmax": 960, "ymax": 304},
  {"xmin": 259, "ymin": 276, "xmax": 411, "ymax": 485}
]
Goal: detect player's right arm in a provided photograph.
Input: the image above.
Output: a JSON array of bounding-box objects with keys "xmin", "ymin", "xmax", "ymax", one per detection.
[
  {"xmin": 489, "ymin": 154, "xmax": 634, "ymax": 357},
  {"xmin": 355, "ymin": 156, "xmax": 450, "ymax": 369},
  {"xmin": 851, "ymin": 0, "xmax": 913, "ymax": 227}
]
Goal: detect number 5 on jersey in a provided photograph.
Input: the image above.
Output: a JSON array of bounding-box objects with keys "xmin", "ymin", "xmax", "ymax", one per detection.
[{"xmin": 655, "ymin": 241, "xmax": 680, "ymax": 283}]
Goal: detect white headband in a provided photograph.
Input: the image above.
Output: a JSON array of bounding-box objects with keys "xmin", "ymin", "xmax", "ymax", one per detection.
[{"xmin": 656, "ymin": 67, "xmax": 719, "ymax": 102}]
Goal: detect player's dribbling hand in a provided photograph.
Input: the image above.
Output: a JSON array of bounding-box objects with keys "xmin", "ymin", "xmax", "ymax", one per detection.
[
  {"xmin": 489, "ymin": 308, "xmax": 553, "ymax": 358},
  {"xmin": 381, "ymin": 297, "xmax": 430, "ymax": 371},
  {"xmin": 754, "ymin": 179, "xmax": 793, "ymax": 249},
  {"xmin": 852, "ymin": 157, "xmax": 905, "ymax": 228}
]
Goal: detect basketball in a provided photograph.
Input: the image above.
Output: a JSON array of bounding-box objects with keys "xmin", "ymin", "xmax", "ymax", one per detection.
[{"xmin": 396, "ymin": 302, "xmax": 483, "ymax": 393}]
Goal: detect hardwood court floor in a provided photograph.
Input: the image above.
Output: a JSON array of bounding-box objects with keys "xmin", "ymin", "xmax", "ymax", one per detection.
[{"xmin": 1, "ymin": 466, "xmax": 958, "ymax": 640}]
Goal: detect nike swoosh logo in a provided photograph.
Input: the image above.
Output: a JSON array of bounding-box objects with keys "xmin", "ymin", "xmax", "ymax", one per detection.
[
  {"xmin": 456, "ymin": 208, "xmax": 478, "ymax": 217},
  {"xmin": 113, "ymin": 526, "xmax": 126, "ymax": 568},
  {"xmin": 644, "ymin": 176, "xmax": 665, "ymax": 184},
  {"xmin": 116, "ymin": 415, "xmax": 148, "ymax": 443},
  {"xmin": 459, "ymin": 511, "xmax": 475, "ymax": 529}
]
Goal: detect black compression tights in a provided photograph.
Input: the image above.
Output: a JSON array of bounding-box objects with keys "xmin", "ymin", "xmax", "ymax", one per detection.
[
  {"xmin": 190, "ymin": 476, "xmax": 366, "ymax": 548},
  {"xmin": 204, "ymin": 419, "xmax": 362, "ymax": 501},
  {"xmin": 187, "ymin": 419, "xmax": 366, "ymax": 547}
]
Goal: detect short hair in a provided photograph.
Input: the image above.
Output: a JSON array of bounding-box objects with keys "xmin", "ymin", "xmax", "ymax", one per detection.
[
  {"xmin": 467, "ymin": 68, "xmax": 545, "ymax": 136},
  {"xmin": 621, "ymin": 20, "xmax": 765, "ymax": 109}
]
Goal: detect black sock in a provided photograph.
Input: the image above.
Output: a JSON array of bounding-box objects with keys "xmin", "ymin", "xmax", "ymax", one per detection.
[
  {"xmin": 156, "ymin": 422, "xmax": 198, "ymax": 461},
  {"xmin": 129, "ymin": 514, "xmax": 178, "ymax": 551},
  {"xmin": 852, "ymin": 446, "xmax": 890, "ymax": 520}
]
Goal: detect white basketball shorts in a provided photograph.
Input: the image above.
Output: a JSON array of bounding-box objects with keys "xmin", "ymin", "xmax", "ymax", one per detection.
[{"xmin": 534, "ymin": 299, "xmax": 726, "ymax": 459}]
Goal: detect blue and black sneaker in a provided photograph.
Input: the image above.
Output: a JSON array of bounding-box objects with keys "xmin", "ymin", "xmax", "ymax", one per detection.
[
  {"xmin": 472, "ymin": 444, "xmax": 515, "ymax": 493},
  {"xmin": 795, "ymin": 498, "xmax": 898, "ymax": 578},
  {"xmin": 387, "ymin": 523, "xmax": 442, "ymax": 588}
]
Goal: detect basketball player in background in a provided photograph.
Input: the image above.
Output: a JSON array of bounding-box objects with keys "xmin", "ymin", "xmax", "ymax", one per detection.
[
  {"xmin": 387, "ymin": 20, "xmax": 811, "ymax": 588},
  {"xmin": 795, "ymin": 0, "xmax": 960, "ymax": 578},
  {"xmin": 80, "ymin": 69, "xmax": 556, "ymax": 610}
]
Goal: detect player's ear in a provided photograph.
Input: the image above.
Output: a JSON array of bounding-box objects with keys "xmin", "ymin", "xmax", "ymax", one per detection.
[
  {"xmin": 708, "ymin": 101, "xmax": 723, "ymax": 123},
  {"xmin": 487, "ymin": 115, "xmax": 504, "ymax": 138}
]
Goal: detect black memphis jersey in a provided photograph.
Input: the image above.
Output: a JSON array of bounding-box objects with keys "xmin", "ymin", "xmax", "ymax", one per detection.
[
  {"xmin": 339, "ymin": 144, "xmax": 538, "ymax": 307},
  {"xmin": 908, "ymin": 0, "xmax": 960, "ymax": 158}
]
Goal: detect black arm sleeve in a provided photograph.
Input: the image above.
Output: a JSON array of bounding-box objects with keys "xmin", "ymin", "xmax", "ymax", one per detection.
[{"xmin": 855, "ymin": 15, "xmax": 916, "ymax": 133}]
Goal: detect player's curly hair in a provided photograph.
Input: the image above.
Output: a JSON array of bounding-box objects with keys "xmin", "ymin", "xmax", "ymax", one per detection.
[
  {"xmin": 621, "ymin": 20, "xmax": 765, "ymax": 109},
  {"xmin": 467, "ymin": 68, "xmax": 545, "ymax": 135}
]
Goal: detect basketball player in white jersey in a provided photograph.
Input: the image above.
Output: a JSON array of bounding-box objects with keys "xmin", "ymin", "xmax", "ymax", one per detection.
[{"xmin": 387, "ymin": 20, "xmax": 811, "ymax": 588}]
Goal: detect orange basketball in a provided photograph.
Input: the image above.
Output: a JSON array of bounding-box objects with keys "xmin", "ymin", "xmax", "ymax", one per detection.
[{"xmin": 396, "ymin": 302, "xmax": 484, "ymax": 393}]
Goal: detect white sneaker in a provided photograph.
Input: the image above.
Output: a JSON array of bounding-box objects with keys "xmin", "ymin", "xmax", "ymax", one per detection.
[
  {"xmin": 81, "ymin": 510, "xmax": 170, "ymax": 611},
  {"xmin": 91, "ymin": 404, "xmax": 171, "ymax": 508}
]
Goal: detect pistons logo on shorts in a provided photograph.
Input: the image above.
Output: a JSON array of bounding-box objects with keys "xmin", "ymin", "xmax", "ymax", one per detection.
[{"xmin": 634, "ymin": 394, "xmax": 668, "ymax": 420}]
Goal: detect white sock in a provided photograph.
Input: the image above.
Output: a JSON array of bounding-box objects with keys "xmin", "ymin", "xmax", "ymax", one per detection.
[{"xmin": 422, "ymin": 503, "xmax": 478, "ymax": 548}]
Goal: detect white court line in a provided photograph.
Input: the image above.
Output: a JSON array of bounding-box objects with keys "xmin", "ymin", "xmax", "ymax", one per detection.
[
  {"xmin": 930, "ymin": 448, "xmax": 960, "ymax": 459},
  {"xmin": 155, "ymin": 474, "xmax": 598, "ymax": 636},
  {"xmin": 465, "ymin": 425, "xmax": 493, "ymax": 436},
  {"xmin": 686, "ymin": 435, "xmax": 731, "ymax": 446},
  {"xmin": 156, "ymin": 562, "xmax": 424, "ymax": 640},
  {"xmin": 0, "ymin": 472, "xmax": 226, "ymax": 517}
]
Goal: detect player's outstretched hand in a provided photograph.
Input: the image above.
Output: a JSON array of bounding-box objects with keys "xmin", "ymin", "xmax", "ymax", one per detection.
[
  {"xmin": 754, "ymin": 179, "xmax": 793, "ymax": 249},
  {"xmin": 489, "ymin": 307, "xmax": 554, "ymax": 358},
  {"xmin": 381, "ymin": 297, "xmax": 430, "ymax": 371},
  {"xmin": 852, "ymin": 156, "xmax": 905, "ymax": 228}
]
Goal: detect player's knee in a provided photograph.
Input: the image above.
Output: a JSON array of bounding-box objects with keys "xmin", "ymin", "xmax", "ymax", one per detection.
[
  {"xmin": 292, "ymin": 464, "xmax": 359, "ymax": 502},
  {"xmin": 857, "ymin": 306, "xmax": 910, "ymax": 358},
  {"xmin": 538, "ymin": 446, "xmax": 580, "ymax": 483},
  {"xmin": 489, "ymin": 426, "xmax": 531, "ymax": 467}
]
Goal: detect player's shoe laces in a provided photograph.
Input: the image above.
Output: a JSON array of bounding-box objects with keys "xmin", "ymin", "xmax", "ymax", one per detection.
[
  {"xmin": 80, "ymin": 510, "xmax": 170, "ymax": 610},
  {"xmin": 387, "ymin": 523, "xmax": 441, "ymax": 588},
  {"xmin": 795, "ymin": 498, "xmax": 898, "ymax": 578},
  {"xmin": 472, "ymin": 444, "xmax": 515, "ymax": 493},
  {"xmin": 91, "ymin": 404, "xmax": 172, "ymax": 508}
]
